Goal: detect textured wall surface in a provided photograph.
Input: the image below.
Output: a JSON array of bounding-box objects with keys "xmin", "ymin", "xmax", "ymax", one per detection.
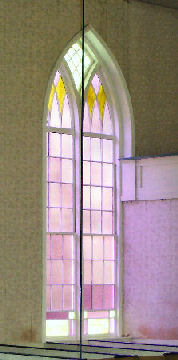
[
  {"xmin": 123, "ymin": 199, "xmax": 178, "ymax": 339},
  {"xmin": 0, "ymin": 0, "xmax": 178, "ymax": 344}
]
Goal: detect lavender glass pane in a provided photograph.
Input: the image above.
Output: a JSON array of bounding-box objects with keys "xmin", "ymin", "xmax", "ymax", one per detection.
[
  {"xmin": 52, "ymin": 285, "xmax": 62, "ymax": 310},
  {"xmin": 83, "ymin": 210, "xmax": 90, "ymax": 233},
  {"xmin": 84, "ymin": 260, "xmax": 91, "ymax": 284},
  {"xmin": 103, "ymin": 140, "xmax": 113, "ymax": 163},
  {"xmin": 50, "ymin": 92, "xmax": 60, "ymax": 128},
  {"xmin": 93, "ymin": 236, "xmax": 103, "ymax": 260},
  {"xmin": 104, "ymin": 261, "xmax": 115, "ymax": 284},
  {"xmin": 91, "ymin": 211, "xmax": 101, "ymax": 234},
  {"xmin": 92, "ymin": 285, "xmax": 103, "ymax": 310},
  {"xmin": 83, "ymin": 186, "xmax": 90, "ymax": 209},
  {"xmin": 49, "ymin": 133, "xmax": 60, "ymax": 157},
  {"xmin": 51, "ymin": 235, "xmax": 63, "ymax": 259},
  {"xmin": 83, "ymin": 137, "xmax": 90, "ymax": 160},
  {"xmin": 102, "ymin": 212, "xmax": 113, "ymax": 234},
  {"xmin": 84, "ymin": 285, "xmax": 92, "ymax": 310},
  {"xmin": 62, "ymin": 209, "xmax": 73, "ymax": 232},
  {"xmin": 103, "ymin": 164, "xmax": 113, "ymax": 186},
  {"xmin": 49, "ymin": 157, "xmax": 61, "ymax": 182},
  {"xmin": 84, "ymin": 103, "xmax": 91, "ymax": 132},
  {"xmin": 93, "ymin": 261, "xmax": 103, "ymax": 284},
  {"xmin": 83, "ymin": 161, "xmax": 90, "ymax": 184},
  {"xmin": 64, "ymin": 260, "xmax": 74, "ymax": 284},
  {"xmin": 46, "ymin": 286, "xmax": 51, "ymax": 310},
  {"xmin": 104, "ymin": 236, "xmax": 114, "ymax": 260},
  {"xmin": 49, "ymin": 208, "xmax": 61, "ymax": 232},
  {"xmin": 46, "ymin": 260, "xmax": 51, "ymax": 284},
  {"xmin": 62, "ymin": 159, "xmax": 72, "ymax": 183},
  {"xmin": 54, "ymin": 70, "xmax": 61, "ymax": 87},
  {"xmin": 83, "ymin": 236, "xmax": 91, "ymax": 259},
  {"xmin": 91, "ymin": 74, "xmax": 101, "ymax": 94},
  {"xmin": 62, "ymin": 134, "xmax": 72, "ymax": 158},
  {"xmin": 62, "ymin": 184, "xmax": 72, "ymax": 208},
  {"xmin": 91, "ymin": 138, "xmax": 101, "ymax": 161},
  {"xmin": 63, "ymin": 236, "xmax": 73, "ymax": 259},
  {"xmin": 46, "ymin": 235, "xmax": 50, "ymax": 259},
  {"xmin": 91, "ymin": 102, "xmax": 101, "ymax": 133},
  {"xmin": 63, "ymin": 285, "xmax": 74, "ymax": 310},
  {"xmin": 91, "ymin": 187, "xmax": 101, "ymax": 210},
  {"xmin": 103, "ymin": 103, "xmax": 112, "ymax": 135},
  {"xmin": 104, "ymin": 285, "xmax": 114, "ymax": 309},
  {"xmin": 62, "ymin": 96, "xmax": 71, "ymax": 128},
  {"xmin": 52, "ymin": 260, "xmax": 63, "ymax": 284},
  {"xmin": 102, "ymin": 188, "xmax": 112, "ymax": 210},
  {"xmin": 49, "ymin": 183, "xmax": 60, "ymax": 207},
  {"xmin": 91, "ymin": 162, "xmax": 101, "ymax": 185}
]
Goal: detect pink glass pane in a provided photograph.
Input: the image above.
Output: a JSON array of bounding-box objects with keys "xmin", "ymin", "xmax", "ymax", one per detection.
[
  {"xmin": 46, "ymin": 235, "xmax": 50, "ymax": 259},
  {"xmin": 52, "ymin": 260, "xmax": 63, "ymax": 284},
  {"xmin": 46, "ymin": 260, "xmax": 51, "ymax": 284},
  {"xmin": 62, "ymin": 159, "xmax": 72, "ymax": 183},
  {"xmin": 46, "ymin": 286, "xmax": 51, "ymax": 310},
  {"xmin": 84, "ymin": 285, "xmax": 92, "ymax": 310},
  {"xmin": 54, "ymin": 70, "xmax": 61, "ymax": 87},
  {"xmin": 47, "ymin": 311, "xmax": 68, "ymax": 320},
  {"xmin": 64, "ymin": 260, "xmax": 74, "ymax": 284},
  {"xmin": 103, "ymin": 140, "xmax": 113, "ymax": 163},
  {"xmin": 84, "ymin": 103, "xmax": 91, "ymax": 132},
  {"xmin": 49, "ymin": 208, "xmax": 61, "ymax": 232},
  {"xmin": 103, "ymin": 164, "xmax": 113, "ymax": 186},
  {"xmin": 110, "ymin": 318, "xmax": 115, "ymax": 333},
  {"xmin": 88, "ymin": 311, "xmax": 108, "ymax": 319},
  {"xmin": 83, "ymin": 210, "xmax": 90, "ymax": 233},
  {"xmin": 62, "ymin": 184, "xmax": 73, "ymax": 208},
  {"xmin": 104, "ymin": 261, "xmax": 115, "ymax": 284},
  {"xmin": 102, "ymin": 211, "xmax": 113, "ymax": 234},
  {"xmin": 104, "ymin": 236, "xmax": 114, "ymax": 260},
  {"xmin": 84, "ymin": 319, "xmax": 88, "ymax": 335},
  {"xmin": 83, "ymin": 137, "xmax": 90, "ymax": 160},
  {"xmin": 46, "ymin": 181, "xmax": 49, "ymax": 207},
  {"xmin": 62, "ymin": 96, "xmax": 71, "ymax": 128},
  {"xmin": 83, "ymin": 236, "xmax": 91, "ymax": 259},
  {"xmin": 62, "ymin": 134, "xmax": 72, "ymax": 158},
  {"xmin": 103, "ymin": 103, "xmax": 112, "ymax": 135},
  {"xmin": 52, "ymin": 285, "xmax": 62, "ymax": 310},
  {"xmin": 49, "ymin": 133, "xmax": 60, "ymax": 157},
  {"xmin": 50, "ymin": 93, "xmax": 60, "ymax": 128},
  {"xmin": 62, "ymin": 209, "xmax": 73, "ymax": 232},
  {"xmin": 91, "ymin": 74, "xmax": 101, "ymax": 94},
  {"xmin": 83, "ymin": 161, "xmax": 90, "ymax": 184},
  {"xmin": 91, "ymin": 187, "xmax": 101, "ymax": 209},
  {"xmin": 83, "ymin": 186, "xmax": 90, "ymax": 209},
  {"xmin": 70, "ymin": 319, "xmax": 75, "ymax": 336},
  {"xmin": 91, "ymin": 138, "xmax": 101, "ymax": 161},
  {"xmin": 46, "ymin": 208, "xmax": 48, "ymax": 232},
  {"xmin": 92, "ymin": 285, "xmax": 103, "ymax": 309},
  {"xmin": 63, "ymin": 285, "xmax": 74, "ymax": 310},
  {"xmin": 93, "ymin": 261, "xmax": 103, "ymax": 284},
  {"xmin": 49, "ymin": 183, "xmax": 60, "ymax": 207},
  {"xmin": 104, "ymin": 285, "xmax": 114, "ymax": 309},
  {"xmin": 91, "ymin": 211, "xmax": 101, "ymax": 233},
  {"xmin": 91, "ymin": 102, "xmax": 101, "ymax": 133},
  {"xmin": 49, "ymin": 158, "xmax": 61, "ymax": 182},
  {"xmin": 51, "ymin": 235, "xmax": 63, "ymax": 259},
  {"xmin": 63, "ymin": 236, "xmax": 73, "ymax": 259},
  {"xmin": 93, "ymin": 236, "xmax": 103, "ymax": 260},
  {"xmin": 102, "ymin": 188, "xmax": 112, "ymax": 210},
  {"xmin": 91, "ymin": 162, "xmax": 101, "ymax": 185},
  {"xmin": 84, "ymin": 260, "xmax": 91, "ymax": 284}
]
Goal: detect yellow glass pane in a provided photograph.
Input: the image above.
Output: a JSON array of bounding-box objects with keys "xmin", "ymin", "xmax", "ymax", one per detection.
[
  {"xmin": 56, "ymin": 77, "xmax": 66, "ymax": 113},
  {"xmin": 46, "ymin": 320, "xmax": 69, "ymax": 337},
  {"xmin": 48, "ymin": 84, "xmax": 55, "ymax": 112},
  {"xmin": 97, "ymin": 85, "xmax": 106, "ymax": 120},
  {"xmin": 87, "ymin": 85, "xmax": 96, "ymax": 117},
  {"xmin": 88, "ymin": 318, "xmax": 109, "ymax": 335}
]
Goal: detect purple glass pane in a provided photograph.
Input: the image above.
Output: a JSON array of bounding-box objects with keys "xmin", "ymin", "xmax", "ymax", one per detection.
[
  {"xmin": 63, "ymin": 236, "xmax": 73, "ymax": 259},
  {"xmin": 62, "ymin": 159, "xmax": 72, "ymax": 183},
  {"xmin": 46, "ymin": 286, "xmax": 51, "ymax": 310},
  {"xmin": 103, "ymin": 140, "xmax": 113, "ymax": 163},
  {"xmin": 84, "ymin": 284, "xmax": 92, "ymax": 310},
  {"xmin": 84, "ymin": 260, "xmax": 91, "ymax": 284},
  {"xmin": 83, "ymin": 161, "xmax": 90, "ymax": 184},
  {"xmin": 91, "ymin": 138, "xmax": 101, "ymax": 161},
  {"xmin": 102, "ymin": 188, "xmax": 112, "ymax": 210},
  {"xmin": 92, "ymin": 285, "xmax": 103, "ymax": 310},
  {"xmin": 103, "ymin": 164, "xmax": 113, "ymax": 186},
  {"xmin": 104, "ymin": 236, "xmax": 114, "ymax": 260},
  {"xmin": 91, "ymin": 102, "xmax": 101, "ymax": 133},
  {"xmin": 104, "ymin": 261, "xmax": 115, "ymax": 284},
  {"xmin": 93, "ymin": 236, "xmax": 103, "ymax": 260},
  {"xmin": 49, "ymin": 183, "xmax": 60, "ymax": 207},
  {"xmin": 91, "ymin": 74, "xmax": 101, "ymax": 94},
  {"xmin": 49, "ymin": 208, "xmax": 61, "ymax": 232},
  {"xmin": 50, "ymin": 92, "xmax": 60, "ymax": 128},
  {"xmin": 52, "ymin": 260, "xmax": 63, "ymax": 284},
  {"xmin": 62, "ymin": 96, "xmax": 71, "ymax": 128},
  {"xmin": 103, "ymin": 103, "xmax": 112, "ymax": 135},
  {"xmin": 47, "ymin": 311, "xmax": 68, "ymax": 320},
  {"xmin": 104, "ymin": 285, "xmax": 114, "ymax": 309},
  {"xmin": 62, "ymin": 184, "xmax": 73, "ymax": 208},
  {"xmin": 83, "ymin": 137, "xmax": 90, "ymax": 160},
  {"xmin": 83, "ymin": 236, "xmax": 91, "ymax": 259},
  {"xmin": 62, "ymin": 134, "xmax": 72, "ymax": 158},
  {"xmin": 83, "ymin": 103, "xmax": 91, "ymax": 132},
  {"xmin": 83, "ymin": 186, "xmax": 90, "ymax": 209},
  {"xmin": 51, "ymin": 285, "xmax": 63, "ymax": 310},
  {"xmin": 51, "ymin": 235, "xmax": 63, "ymax": 259},
  {"xmin": 91, "ymin": 187, "xmax": 101, "ymax": 210},
  {"xmin": 91, "ymin": 162, "xmax": 101, "ymax": 185},
  {"xmin": 46, "ymin": 260, "xmax": 51, "ymax": 284},
  {"xmin": 64, "ymin": 260, "xmax": 74, "ymax": 284},
  {"xmin": 83, "ymin": 210, "xmax": 90, "ymax": 233},
  {"xmin": 62, "ymin": 209, "xmax": 73, "ymax": 232},
  {"xmin": 46, "ymin": 234, "xmax": 50, "ymax": 259},
  {"xmin": 49, "ymin": 157, "xmax": 61, "ymax": 182},
  {"xmin": 63, "ymin": 285, "xmax": 74, "ymax": 310},
  {"xmin": 49, "ymin": 132, "xmax": 60, "ymax": 157},
  {"xmin": 93, "ymin": 261, "xmax": 103, "ymax": 284},
  {"xmin": 102, "ymin": 211, "xmax": 113, "ymax": 234},
  {"xmin": 91, "ymin": 211, "xmax": 101, "ymax": 233}
]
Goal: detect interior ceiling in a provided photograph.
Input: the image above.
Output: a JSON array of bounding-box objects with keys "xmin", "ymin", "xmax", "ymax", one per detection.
[{"xmin": 131, "ymin": 0, "xmax": 178, "ymax": 9}]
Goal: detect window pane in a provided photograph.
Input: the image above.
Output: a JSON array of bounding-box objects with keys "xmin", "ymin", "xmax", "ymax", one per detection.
[
  {"xmin": 91, "ymin": 102, "xmax": 101, "ymax": 133},
  {"xmin": 62, "ymin": 134, "xmax": 72, "ymax": 158},
  {"xmin": 46, "ymin": 235, "xmax": 50, "ymax": 259},
  {"xmin": 93, "ymin": 236, "xmax": 103, "ymax": 260},
  {"xmin": 83, "ymin": 161, "xmax": 90, "ymax": 184},
  {"xmin": 91, "ymin": 187, "xmax": 101, "ymax": 209},
  {"xmin": 104, "ymin": 261, "xmax": 115, "ymax": 284},
  {"xmin": 91, "ymin": 211, "xmax": 101, "ymax": 233},
  {"xmin": 102, "ymin": 188, "xmax": 112, "ymax": 210},
  {"xmin": 91, "ymin": 74, "xmax": 101, "ymax": 93},
  {"xmin": 84, "ymin": 103, "xmax": 91, "ymax": 132},
  {"xmin": 83, "ymin": 236, "xmax": 91, "ymax": 259},
  {"xmin": 103, "ymin": 164, "xmax": 113, "ymax": 186},
  {"xmin": 62, "ymin": 209, "xmax": 73, "ymax": 232},
  {"xmin": 103, "ymin": 103, "xmax": 112, "ymax": 135},
  {"xmin": 88, "ymin": 319, "xmax": 109, "ymax": 335},
  {"xmin": 102, "ymin": 211, "xmax": 113, "ymax": 234},
  {"xmin": 104, "ymin": 285, "xmax": 114, "ymax": 309},
  {"xmin": 93, "ymin": 261, "xmax": 103, "ymax": 284},
  {"xmin": 49, "ymin": 183, "xmax": 60, "ymax": 207},
  {"xmin": 50, "ymin": 93, "xmax": 60, "ymax": 128},
  {"xmin": 104, "ymin": 236, "xmax": 114, "ymax": 260},
  {"xmin": 92, "ymin": 285, "xmax": 103, "ymax": 310},
  {"xmin": 84, "ymin": 260, "xmax": 91, "ymax": 284},
  {"xmin": 103, "ymin": 139, "xmax": 113, "ymax": 163},
  {"xmin": 46, "ymin": 260, "xmax": 51, "ymax": 284},
  {"xmin": 63, "ymin": 285, "xmax": 74, "ymax": 310},
  {"xmin": 91, "ymin": 162, "xmax": 101, "ymax": 185},
  {"xmin": 83, "ymin": 210, "xmax": 90, "ymax": 233},
  {"xmin": 63, "ymin": 236, "xmax": 74, "ymax": 259},
  {"xmin": 62, "ymin": 184, "xmax": 73, "ymax": 208},
  {"xmin": 49, "ymin": 158, "xmax": 61, "ymax": 182},
  {"xmin": 49, "ymin": 208, "xmax": 61, "ymax": 232},
  {"xmin": 83, "ymin": 186, "xmax": 90, "ymax": 209},
  {"xmin": 52, "ymin": 285, "xmax": 62, "ymax": 310},
  {"xmin": 49, "ymin": 133, "xmax": 60, "ymax": 157},
  {"xmin": 62, "ymin": 159, "xmax": 72, "ymax": 182},
  {"xmin": 84, "ymin": 285, "xmax": 91, "ymax": 310},
  {"xmin": 51, "ymin": 235, "xmax": 63, "ymax": 259},
  {"xmin": 83, "ymin": 137, "xmax": 90, "ymax": 160},
  {"xmin": 46, "ymin": 286, "xmax": 51, "ymax": 310},
  {"xmin": 62, "ymin": 96, "xmax": 71, "ymax": 128},
  {"xmin": 52, "ymin": 260, "xmax": 63, "ymax": 284},
  {"xmin": 64, "ymin": 260, "xmax": 74, "ymax": 284},
  {"xmin": 91, "ymin": 138, "xmax": 101, "ymax": 161}
]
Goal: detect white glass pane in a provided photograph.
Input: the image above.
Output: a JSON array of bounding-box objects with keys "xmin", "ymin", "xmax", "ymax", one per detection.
[
  {"xmin": 49, "ymin": 158, "xmax": 61, "ymax": 182},
  {"xmin": 93, "ymin": 261, "xmax": 103, "ymax": 284},
  {"xmin": 91, "ymin": 162, "xmax": 101, "ymax": 185},
  {"xmin": 46, "ymin": 320, "xmax": 69, "ymax": 337},
  {"xmin": 83, "ymin": 161, "xmax": 90, "ymax": 184},
  {"xmin": 91, "ymin": 211, "xmax": 101, "ymax": 233},
  {"xmin": 91, "ymin": 102, "xmax": 101, "ymax": 133},
  {"xmin": 104, "ymin": 261, "xmax": 115, "ymax": 284},
  {"xmin": 83, "ymin": 186, "xmax": 90, "ymax": 209},
  {"xmin": 103, "ymin": 139, "xmax": 113, "ymax": 163},
  {"xmin": 62, "ymin": 159, "xmax": 72, "ymax": 183},
  {"xmin": 103, "ymin": 164, "xmax": 113, "ymax": 186},
  {"xmin": 104, "ymin": 236, "xmax": 114, "ymax": 260},
  {"xmin": 62, "ymin": 96, "xmax": 71, "ymax": 128},
  {"xmin": 83, "ymin": 236, "xmax": 91, "ymax": 259},
  {"xmin": 83, "ymin": 210, "xmax": 90, "ymax": 233},
  {"xmin": 62, "ymin": 184, "xmax": 73, "ymax": 208},
  {"xmin": 102, "ymin": 188, "xmax": 112, "ymax": 210},
  {"xmin": 49, "ymin": 183, "xmax": 60, "ymax": 207},
  {"xmin": 62, "ymin": 134, "xmax": 72, "ymax": 158},
  {"xmin": 102, "ymin": 212, "xmax": 113, "ymax": 234},
  {"xmin": 50, "ymin": 93, "xmax": 60, "ymax": 128},
  {"xmin": 62, "ymin": 209, "xmax": 73, "ymax": 232},
  {"xmin": 93, "ymin": 236, "xmax": 103, "ymax": 260},
  {"xmin": 49, "ymin": 208, "xmax": 61, "ymax": 232},
  {"xmin": 103, "ymin": 103, "xmax": 112, "ymax": 135},
  {"xmin": 49, "ymin": 133, "xmax": 60, "ymax": 157},
  {"xmin": 83, "ymin": 137, "xmax": 90, "ymax": 160},
  {"xmin": 84, "ymin": 260, "xmax": 91, "ymax": 284},
  {"xmin": 91, "ymin": 138, "xmax": 101, "ymax": 161},
  {"xmin": 91, "ymin": 186, "xmax": 101, "ymax": 209}
]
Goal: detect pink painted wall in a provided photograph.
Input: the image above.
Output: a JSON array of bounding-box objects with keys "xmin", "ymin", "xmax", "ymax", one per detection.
[{"xmin": 123, "ymin": 199, "xmax": 178, "ymax": 339}]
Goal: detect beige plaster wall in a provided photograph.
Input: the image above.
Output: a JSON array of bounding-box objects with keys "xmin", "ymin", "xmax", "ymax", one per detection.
[{"xmin": 0, "ymin": 0, "xmax": 177, "ymax": 343}]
